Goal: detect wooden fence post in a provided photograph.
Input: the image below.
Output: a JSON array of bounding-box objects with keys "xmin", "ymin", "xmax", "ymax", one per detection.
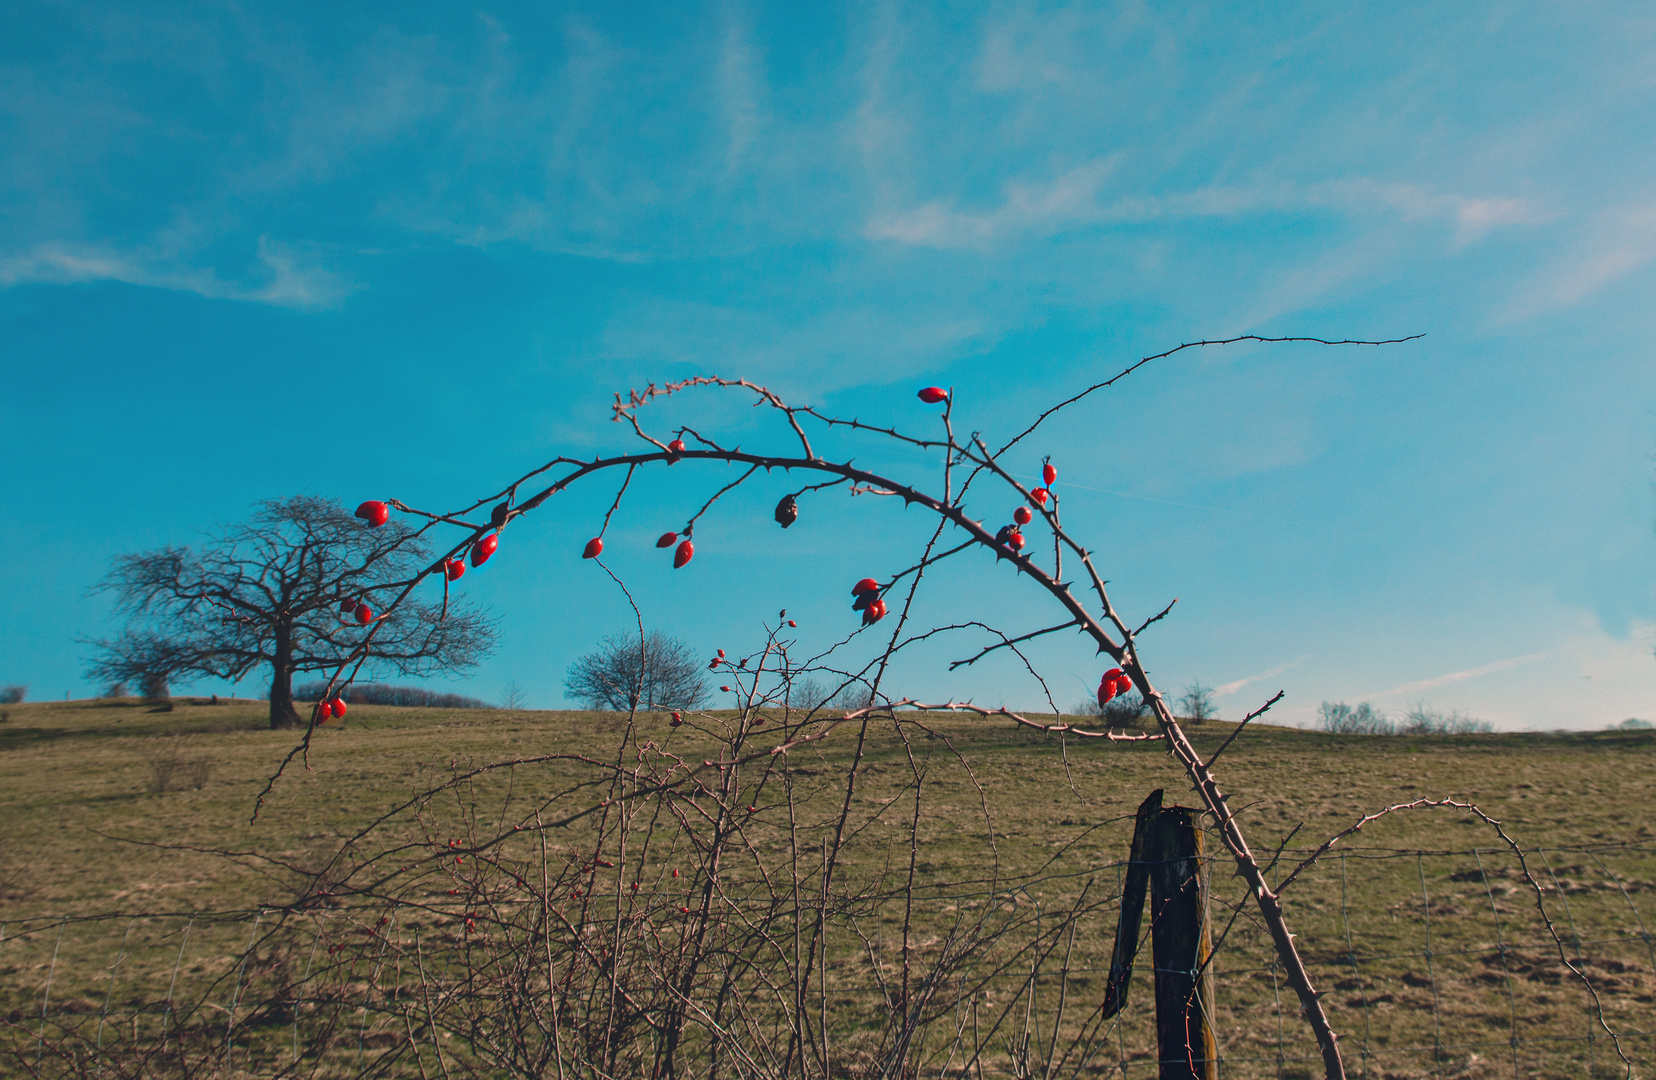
[{"xmin": 1102, "ymin": 790, "xmax": 1217, "ymax": 1080}]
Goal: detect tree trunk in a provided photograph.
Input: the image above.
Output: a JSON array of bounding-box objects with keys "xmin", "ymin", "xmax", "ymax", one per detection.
[{"xmin": 268, "ymin": 634, "xmax": 301, "ymax": 729}]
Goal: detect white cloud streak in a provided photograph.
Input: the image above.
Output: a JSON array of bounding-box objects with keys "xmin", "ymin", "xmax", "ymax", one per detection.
[
  {"xmin": 0, "ymin": 240, "xmax": 354, "ymax": 309},
  {"xmin": 1214, "ymin": 656, "xmax": 1308, "ymax": 697},
  {"xmin": 1367, "ymin": 650, "xmax": 1556, "ymax": 699}
]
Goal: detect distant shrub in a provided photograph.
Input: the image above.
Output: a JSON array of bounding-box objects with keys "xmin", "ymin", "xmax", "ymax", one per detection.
[
  {"xmin": 1074, "ymin": 690, "xmax": 1150, "ymax": 728},
  {"xmin": 1318, "ymin": 701, "xmax": 1394, "ymax": 735},
  {"xmin": 0, "ymin": 685, "xmax": 25, "ymax": 705},
  {"xmin": 1179, "ymin": 680, "xmax": 1217, "ymax": 724},
  {"xmin": 1402, "ymin": 704, "xmax": 1492, "ymax": 735},
  {"xmin": 1617, "ymin": 717, "xmax": 1653, "ymax": 730},
  {"xmin": 292, "ymin": 681, "xmax": 490, "ymax": 709},
  {"xmin": 1320, "ymin": 701, "xmax": 1492, "ymax": 735}
]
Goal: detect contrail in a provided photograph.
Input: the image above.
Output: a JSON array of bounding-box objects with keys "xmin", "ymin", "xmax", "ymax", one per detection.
[
  {"xmin": 1215, "ymin": 655, "xmax": 1308, "ymax": 696},
  {"xmin": 1368, "ymin": 650, "xmax": 1555, "ymax": 698}
]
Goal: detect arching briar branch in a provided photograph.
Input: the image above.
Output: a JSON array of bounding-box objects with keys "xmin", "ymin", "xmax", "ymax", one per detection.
[
  {"xmin": 271, "ymin": 335, "xmax": 1430, "ymax": 1078},
  {"xmin": 1275, "ymin": 796, "xmax": 1632, "ymax": 1073},
  {"xmin": 991, "ymin": 334, "xmax": 1425, "ymax": 459}
]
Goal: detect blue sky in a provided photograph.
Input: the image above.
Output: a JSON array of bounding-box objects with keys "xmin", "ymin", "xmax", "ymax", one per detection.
[{"xmin": 2, "ymin": 1, "xmax": 1653, "ymax": 728}]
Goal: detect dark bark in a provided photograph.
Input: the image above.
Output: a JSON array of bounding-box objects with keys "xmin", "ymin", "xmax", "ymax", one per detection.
[{"xmin": 268, "ymin": 632, "xmax": 300, "ymax": 729}]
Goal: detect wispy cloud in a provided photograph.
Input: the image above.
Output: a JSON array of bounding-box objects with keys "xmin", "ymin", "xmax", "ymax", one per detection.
[
  {"xmin": 0, "ymin": 239, "xmax": 353, "ymax": 309},
  {"xmin": 1368, "ymin": 650, "xmax": 1555, "ymax": 699},
  {"xmin": 863, "ymin": 159, "xmax": 1546, "ymax": 251},
  {"xmin": 1215, "ymin": 656, "xmax": 1308, "ymax": 697},
  {"xmin": 1504, "ymin": 199, "xmax": 1656, "ymax": 317}
]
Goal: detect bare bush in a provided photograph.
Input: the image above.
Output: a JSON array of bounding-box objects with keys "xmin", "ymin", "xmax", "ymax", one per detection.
[
  {"xmin": 564, "ymin": 630, "xmax": 709, "ymax": 711},
  {"xmin": 1076, "ymin": 689, "xmax": 1151, "ymax": 728},
  {"xmin": 1318, "ymin": 700, "xmax": 1394, "ymax": 734},
  {"xmin": 1402, "ymin": 703, "xmax": 1492, "ymax": 734},
  {"xmin": 0, "ymin": 684, "xmax": 24, "ymax": 704},
  {"xmin": 1179, "ymin": 679, "xmax": 1218, "ymax": 723},
  {"xmin": 1320, "ymin": 701, "xmax": 1493, "ymax": 736}
]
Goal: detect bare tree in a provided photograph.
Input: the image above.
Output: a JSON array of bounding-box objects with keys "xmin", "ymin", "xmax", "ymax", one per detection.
[
  {"xmin": 1179, "ymin": 679, "xmax": 1217, "ymax": 723},
  {"xmin": 499, "ymin": 680, "xmax": 529, "ymax": 710},
  {"xmin": 0, "ymin": 686, "xmax": 24, "ymax": 705},
  {"xmin": 564, "ymin": 631, "xmax": 710, "ymax": 711},
  {"xmin": 86, "ymin": 496, "xmax": 495, "ymax": 729}
]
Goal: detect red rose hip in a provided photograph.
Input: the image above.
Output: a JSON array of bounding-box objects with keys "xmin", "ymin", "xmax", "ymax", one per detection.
[
  {"xmin": 355, "ymin": 500, "xmax": 389, "ymax": 527},
  {"xmin": 656, "ymin": 532, "xmax": 678, "ymax": 548},
  {"xmin": 1029, "ymin": 488, "xmax": 1049, "ymax": 507},
  {"xmin": 1043, "ymin": 462, "xmax": 1057, "ymax": 486},
  {"xmin": 471, "ymin": 533, "xmax": 499, "ymax": 567},
  {"xmin": 354, "ymin": 603, "xmax": 374, "ymax": 625},
  {"xmin": 674, "ymin": 540, "xmax": 694, "ymax": 568},
  {"xmin": 583, "ymin": 537, "xmax": 604, "ymax": 559},
  {"xmin": 330, "ymin": 698, "xmax": 348, "ymax": 718},
  {"xmin": 1013, "ymin": 506, "xmax": 1032, "ymax": 525},
  {"xmin": 444, "ymin": 559, "xmax": 465, "ymax": 581},
  {"xmin": 917, "ymin": 386, "xmax": 948, "ymax": 404},
  {"xmin": 851, "ymin": 577, "xmax": 879, "ymax": 595}
]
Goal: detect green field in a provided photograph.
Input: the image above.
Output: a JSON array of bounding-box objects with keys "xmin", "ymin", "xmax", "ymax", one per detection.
[{"xmin": 1, "ymin": 697, "xmax": 1652, "ymax": 1078}]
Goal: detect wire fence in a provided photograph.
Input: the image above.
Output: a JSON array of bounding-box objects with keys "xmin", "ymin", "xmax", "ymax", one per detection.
[{"xmin": 3, "ymin": 834, "xmax": 1651, "ymax": 1079}]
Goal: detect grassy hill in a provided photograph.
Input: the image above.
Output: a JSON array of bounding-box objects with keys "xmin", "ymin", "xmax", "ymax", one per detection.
[{"xmin": 1, "ymin": 697, "xmax": 1652, "ymax": 1078}]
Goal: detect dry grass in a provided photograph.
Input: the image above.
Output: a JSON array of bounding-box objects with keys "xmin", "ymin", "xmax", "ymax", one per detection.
[{"xmin": 0, "ymin": 697, "xmax": 1652, "ymax": 1077}]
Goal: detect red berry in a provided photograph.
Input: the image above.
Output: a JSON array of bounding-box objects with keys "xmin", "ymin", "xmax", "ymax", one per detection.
[
  {"xmin": 444, "ymin": 559, "xmax": 466, "ymax": 581},
  {"xmin": 331, "ymin": 698, "xmax": 348, "ymax": 718},
  {"xmin": 917, "ymin": 386, "xmax": 948, "ymax": 404},
  {"xmin": 1030, "ymin": 488, "xmax": 1050, "ymax": 507},
  {"xmin": 583, "ymin": 537, "xmax": 604, "ymax": 559},
  {"xmin": 863, "ymin": 599, "xmax": 888, "ymax": 625},
  {"xmin": 674, "ymin": 540, "xmax": 694, "ymax": 568},
  {"xmin": 680, "ymin": 906, "xmax": 690, "ymax": 914},
  {"xmin": 851, "ymin": 577, "xmax": 879, "ymax": 595},
  {"xmin": 717, "ymin": 649, "xmax": 725, "ymax": 658},
  {"xmin": 787, "ymin": 619, "xmax": 797, "ymax": 627},
  {"xmin": 471, "ymin": 533, "xmax": 499, "ymax": 567},
  {"xmin": 672, "ymin": 868, "xmax": 679, "ymax": 879},
  {"xmin": 720, "ymin": 685, "xmax": 731, "ymax": 693},
  {"xmin": 1101, "ymin": 667, "xmax": 1124, "ymax": 684},
  {"xmin": 340, "ymin": 598, "xmax": 355, "ymax": 613},
  {"xmin": 630, "ymin": 881, "xmax": 640, "ymax": 891},
  {"xmin": 355, "ymin": 603, "xmax": 374, "ymax": 625},
  {"xmin": 668, "ymin": 438, "xmax": 686, "ymax": 454},
  {"xmin": 1097, "ymin": 681, "xmax": 1118, "ymax": 707},
  {"xmin": 1013, "ymin": 506, "xmax": 1032, "ymax": 525},
  {"xmin": 355, "ymin": 501, "xmax": 389, "ymax": 527},
  {"xmin": 1043, "ymin": 462, "xmax": 1057, "ymax": 486},
  {"xmin": 1115, "ymin": 673, "xmax": 1133, "ymax": 692},
  {"xmin": 1007, "ymin": 529, "xmax": 1026, "ymax": 551},
  {"xmin": 656, "ymin": 532, "xmax": 678, "ymax": 548}
]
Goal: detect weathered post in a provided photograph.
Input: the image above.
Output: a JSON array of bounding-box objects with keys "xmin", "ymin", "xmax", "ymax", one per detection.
[{"xmin": 1102, "ymin": 789, "xmax": 1217, "ymax": 1080}]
